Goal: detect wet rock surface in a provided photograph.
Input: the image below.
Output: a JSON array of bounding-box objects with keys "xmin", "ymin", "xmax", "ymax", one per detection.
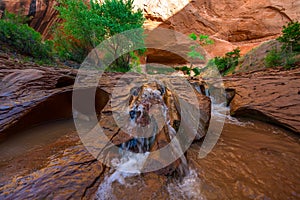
[
  {"xmin": 0, "ymin": 57, "xmax": 211, "ymax": 198},
  {"xmin": 222, "ymin": 67, "xmax": 300, "ymax": 133},
  {"xmin": 0, "ymin": 130, "xmax": 106, "ymax": 200},
  {"xmin": 1, "ymin": 54, "xmax": 299, "ymax": 199},
  {"xmin": 87, "ymin": 74, "xmax": 211, "ymax": 176},
  {"xmin": 0, "ymin": 55, "xmax": 111, "ymax": 140},
  {"xmin": 0, "ymin": 66, "xmax": 74, "ymax": 139}
]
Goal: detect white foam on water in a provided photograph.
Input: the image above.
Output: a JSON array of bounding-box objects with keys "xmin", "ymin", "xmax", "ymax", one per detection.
[
  {"xmin": 95, "ymin": 151, "xmax": 149, "ymax": 200},
  {"xmin": 167, "ymin": 168, "xmax": 206, "ymax": 200},
  {"xmin": 211, "ymin": 101, "xmax": 253, "ymax": 127},
  {"xmin": 211, "ymin": 102, "xmax": 228, "ymax": 122},
  {"xmin": 96, "ymin": 86, "xmax": 224, "ymax": 199}
]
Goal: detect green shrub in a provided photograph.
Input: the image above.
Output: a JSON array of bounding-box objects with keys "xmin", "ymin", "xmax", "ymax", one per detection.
[
  {"xmin": 277, "ymin": 21, "xmax": 300, "ymax": 52},
  {"xmin": 264, "ymin": 47, "xmax": 298, "ymax": 69},
  {"xmin": 1, "ymin": 10, "xmax": 29, "ymax": 24},
  {"xmin": 265, "ymin": 48, "xmax": 282, "ymax": 67},
  {"xmin": 129, "ymin": 51, "xmax": 142, "ymax": 73},
  {"xmin": 0, "ymin": 11, "xmax": 53, "ymax": 59},
  {"xmin": 54, "ymin": 0, "xmax": 145, "ymax": 71},
  {"xmin": 213, "ymin": 48, "xmax": 240, "ymax": 75},
  {"xmin": 53, "ymin": 27, "xmax": 90, "ymax": 63},
  {"xmin": 281, "ymin": 51, "xmax": 298, "ymax": 69},
  {"xmin": 147, "ymin": 65, "xmax": 175, "ymax": 75},
  {"xmin": 175, "ymin": 33, "xmax": 214, "ymax": 76},
  {"xmin": 264, "ymin": 21, "xmax": 300, "ymax": 69}
]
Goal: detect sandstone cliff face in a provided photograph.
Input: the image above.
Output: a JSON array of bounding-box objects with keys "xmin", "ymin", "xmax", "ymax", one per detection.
[
  {"xmin": 0, "ymin": 0, "xmax": 299, "ymax": 57},
  {"xmin": 136, "ymin": 0, "xmax": 300, "ymax": 56}
]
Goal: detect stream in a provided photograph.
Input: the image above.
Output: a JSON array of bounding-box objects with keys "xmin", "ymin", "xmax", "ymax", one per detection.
[
  {"xmin": 0, "ymin": 103, "xmax": 299, "ymax": 199},
  {"xmin": 94, "ymin": 102, "xmax": 300, "ymax": 199}
]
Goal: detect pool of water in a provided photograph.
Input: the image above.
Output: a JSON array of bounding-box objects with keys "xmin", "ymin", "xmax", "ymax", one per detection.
[
  {"xmin": 0, "ymin": 117, "xmax": 299, "ymax": 199},
  {"xmin": 0, "ymin": 119, "xmax": 78, "ymax": 183}
]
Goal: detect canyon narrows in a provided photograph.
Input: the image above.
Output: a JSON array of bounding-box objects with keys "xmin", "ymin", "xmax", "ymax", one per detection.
[
  {"xmin": 0, "ymin": 54, "xmax": 299, "ymax": 199},
  {"xmin": 0, "ymin": 0, "xmax": 299, "ymax": 199}
]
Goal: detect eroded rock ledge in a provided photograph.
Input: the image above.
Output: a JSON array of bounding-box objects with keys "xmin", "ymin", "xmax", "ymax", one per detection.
[
  {"xmin": 0, "ymin": 58, "xmax": 211, "ymax": 198},
  {"xmin": 222, "ymin": 67, "xmax": 300, "ymax": 133},
  {"xmin": 1, "ymin": 54, "xmax": 299, "ymax": 199}
]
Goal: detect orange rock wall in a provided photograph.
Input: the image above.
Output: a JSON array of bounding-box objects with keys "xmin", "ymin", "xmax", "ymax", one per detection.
[{"xmin": 1, "ymin": 0, "xmax": 299, "ymax": 57}]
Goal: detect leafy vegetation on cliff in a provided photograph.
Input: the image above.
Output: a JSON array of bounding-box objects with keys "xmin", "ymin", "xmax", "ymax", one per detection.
[
  {"xmin": 265, "ymin": 21, "xmax": 300, "ymax": 69},
  {"xmin": 278, "ymin": 21, "xmax": 300, "ymax": 52},
  {"xmin": 198, "ymin": 48, "xmax": 241, "ymax": 76},
  {"xmin": 213, "ymin": 48, "xmax": 241, "ymax": 75},
  {"xmin": 0, "ymin": 11, "xmax": 53, "ymax": 60},
  {"xmin": 175, "ymin": 33, "xmax": 213, "ymax": 76},
  {"xmin": 54, "ymin": 0, "xmax": 145, "ymax": 71},
  {"xmin": 222, "ymin": 21, "xmax": 300, "ymax": 74},
  {"xmin": 0, "ymin": 1, "xmax": 145, "ymax": 70}
]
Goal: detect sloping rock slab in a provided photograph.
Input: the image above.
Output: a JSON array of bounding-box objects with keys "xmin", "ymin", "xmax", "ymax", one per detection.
[
  {"xmin": 223, "ymin": 68, "xmax": 300, "ymax": 133},
  {"xmin": 0, "ymin": 65, "xmax": 110, "ymax": 140},
  {"xmin": 0, "ymin": 141, "xmax": 106, "ymax": 199},
  {"xmin": 0, "ymin": 68, "xmax": 74, "ymax": 135}
]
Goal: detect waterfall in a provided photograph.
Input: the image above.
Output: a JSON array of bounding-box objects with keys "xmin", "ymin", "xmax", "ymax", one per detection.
[
  {"xmin": 95, "ymin": 84, "xmax": 197, "ymax": 198},
  {"xmin": 206, "ymin": 86, "xmax": 253, "ymax": 127}
]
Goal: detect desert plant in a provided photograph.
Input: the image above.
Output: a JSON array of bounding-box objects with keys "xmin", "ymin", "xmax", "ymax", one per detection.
[
  {"xmin": 265, "ymin": 48, "xmax": 282, "ymax": 67},
  {"xmin": 265, "ymin": 21, "xmax": 300, "ymax": 69}
]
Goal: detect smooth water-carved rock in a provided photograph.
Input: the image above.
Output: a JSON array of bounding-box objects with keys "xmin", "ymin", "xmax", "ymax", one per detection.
[
  {"xmin": 0, "ymin": 135, "xmax": 106, "ymax": 200},
  {"xmin": 0, "ymin": 68, "xmax": 73, "ymax": 138},
  {"xmin": 0, "ymin": 57, "xmax": 110, "ymax": 140},
  {"xmin": 0, "ymin": 53, "xmax": 212, "ymax": 197},
  {"xmin": 0, "ymin": 61, "xmax": 110, "ymax": 198},
  {"xmin": 3, "ymin": 56, "xmax": 300, "ymax": 200},
  {"xmin": 96, "ymin": 75, "xmax": 211, "ymax": 175},
  {"xmin": 222, "ymin": 67, "xmax": 300, "ymax": 133}
]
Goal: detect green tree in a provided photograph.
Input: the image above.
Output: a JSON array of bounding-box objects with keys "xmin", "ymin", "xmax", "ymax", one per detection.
[
  {"xmin": 277, "ymin": 21, "xmax": 300, "ymax": 52},
  {"xmin": 54, "ymin": 0, "xmax": 145, "ymax": 71},
  {"xmin": 176, "ymin": 33, "xmax": 214, "ymax": 76},
  {"xmin": 213, "ymin": 48, "xmax": 240, "ymax": 75},
  {"xmin": 265, "ymin": 21, "xmax": 299, "ymax": 69}
]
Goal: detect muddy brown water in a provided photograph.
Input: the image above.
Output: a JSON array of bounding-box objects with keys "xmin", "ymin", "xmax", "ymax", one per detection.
[
  {"xmin": 188, "ymin": 120, "xmax": 300, "ymax": 199},
  {"xmin": 0, "ymin": 118, "xmax": 299, "ymax": 199},
  {"xmin": 0, "ymin": 120, "xmax": 78, "ymax": 183}
]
